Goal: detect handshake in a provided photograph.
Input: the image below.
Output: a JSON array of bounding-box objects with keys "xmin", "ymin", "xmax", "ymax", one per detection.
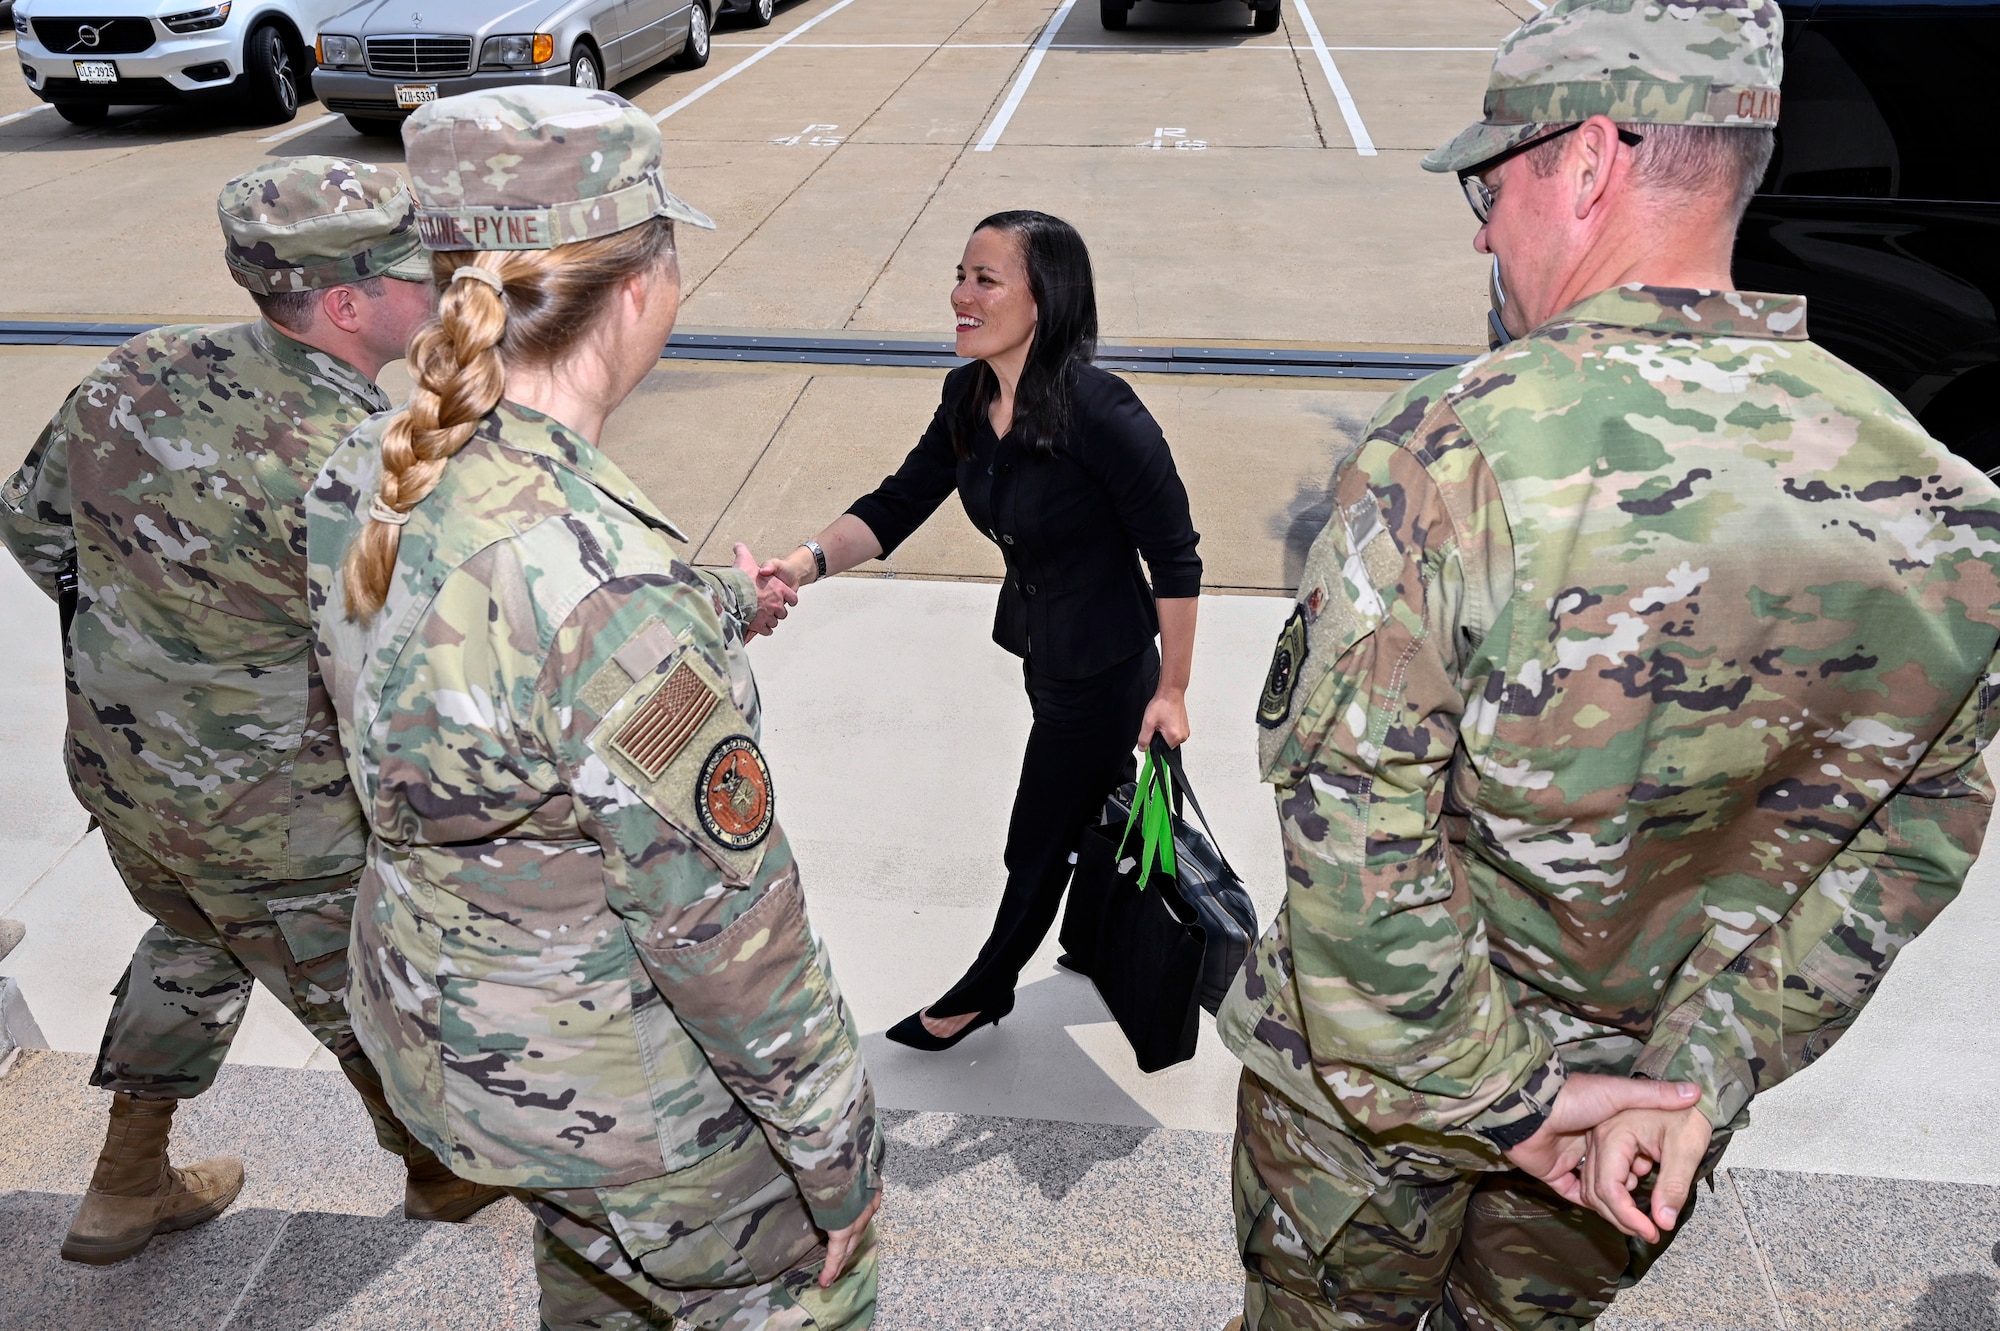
[
  {"xmin": 1504, "ymin": 1075, "xmax": 1715, "ymax": 1243},
  {"xmin": 730, "ymin": 542, "xmax": 814, "ymax": 639}
]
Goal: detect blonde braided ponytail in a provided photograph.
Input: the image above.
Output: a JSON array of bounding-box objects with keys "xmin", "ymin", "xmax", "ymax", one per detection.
[{"xmin": 341, "ymin": 219, "xmax": 677, "ymax": 620}]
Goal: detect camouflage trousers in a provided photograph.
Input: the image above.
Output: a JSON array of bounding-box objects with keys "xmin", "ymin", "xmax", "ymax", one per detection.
[
  {"xmin": 523, "ymin": 1113, "xmax": 877, "ymax": 1331},
  {"xmin": 92, "ymin": 829, "xmax": 412, "ymax": 1156},
  {"xmin": 1233, "ymin": 1070, "xmax": 1730, "ymax": 1331}
]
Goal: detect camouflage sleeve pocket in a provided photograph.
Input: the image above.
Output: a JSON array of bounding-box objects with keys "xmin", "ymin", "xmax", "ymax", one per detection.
[
  {"xmin": 267, "ymin": 888, "xmax": 359, "ymax": 962},
  {"xmin": 589, "ymin": 644, "xmax": 775, "ymax": 886},
  {"xmin": 1256, "ymin": 490, "xmax": 1402, "ymax": 787}
]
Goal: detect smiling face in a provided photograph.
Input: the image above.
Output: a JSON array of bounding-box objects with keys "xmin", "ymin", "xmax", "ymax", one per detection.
[{"xmin": 952, "ymin": 226, "xmax": 1038, "ymax": 365}]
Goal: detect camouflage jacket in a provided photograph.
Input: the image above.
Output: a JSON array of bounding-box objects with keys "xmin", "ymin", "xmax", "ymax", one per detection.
[
  {"xmin": 1219, "ymin": 285, "xmax": 2000, "ymax": 1153},
  {"xmin": 0, "ymin": 321, "xmax": 385, "ymax": 880},
  {"xmin": 304, "ymin": 401, "xmax": 880, "ymax": 1227}
]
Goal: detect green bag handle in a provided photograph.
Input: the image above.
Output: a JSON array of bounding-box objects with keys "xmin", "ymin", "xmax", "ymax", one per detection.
[{"xmin": 1115, "ymin": 748, "xmax": 1178, "ymax": 890}]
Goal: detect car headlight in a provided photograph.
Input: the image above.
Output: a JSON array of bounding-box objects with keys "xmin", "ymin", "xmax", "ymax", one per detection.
[
  {"xmin": 161, "ymin": 3, "xmax": 233, "ymax": 33},
  {"xmin": 318, "ymin": 33, "xmax": 363, "ymax": 67},
  {"xmin": 14, "ymin": 9, "xmax": 30, "ymax": 36},
  {"xmin": 480, "ymin": 33, "xmax": 554, "ymax": 67}
]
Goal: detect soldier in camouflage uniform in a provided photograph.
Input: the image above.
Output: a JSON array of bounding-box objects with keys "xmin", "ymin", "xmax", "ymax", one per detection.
[
  {"xmin": 0, "ymin": 157, "xmax": 504, "ymax": 1266},
  {"xmin": 1219, "ymin": 2, "xmax": 2000, "ymax": 1327},
  {"xmin": 303, "ymin": 87, "xmax": 876, "ymax": 1331}
]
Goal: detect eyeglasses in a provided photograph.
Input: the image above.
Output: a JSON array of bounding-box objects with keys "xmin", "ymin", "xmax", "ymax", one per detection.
[{"xmin": 1458, "ymin": 124, "xmax": 1646, "ymax": 224}]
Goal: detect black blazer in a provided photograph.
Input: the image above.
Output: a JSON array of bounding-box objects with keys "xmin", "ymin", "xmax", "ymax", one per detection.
[{"xmin": 847, "ymin": 362, "xmax": 1202, "ymax": 679}]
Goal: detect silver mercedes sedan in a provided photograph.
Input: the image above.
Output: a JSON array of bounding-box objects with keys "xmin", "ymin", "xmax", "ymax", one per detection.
[{"xmin": 310, "ymin": 0, "xmax": 735, "ymax": 135}]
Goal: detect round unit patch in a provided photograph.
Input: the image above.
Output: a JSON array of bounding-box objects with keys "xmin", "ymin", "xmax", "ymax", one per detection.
[
  {"xmin": 697, "ymin": 735, "xmax": 775, "ymax": 849},
  {"xmin": 1257, "ymin": 606, "xmax": 1308, "ymax": 730}
]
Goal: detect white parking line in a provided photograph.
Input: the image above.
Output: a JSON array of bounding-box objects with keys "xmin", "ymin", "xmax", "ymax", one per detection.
[
  {"xmin": 259, "ymin": 112, "xmax": 337, "ymax": 145},
  {"xmin": 0, "ymin": 104, "xmax": 52, "ymax": 128},
  {"xmin": 1289, "ymin": 0, "xmax": 1376, "ymax": 156},
  {"xmin": 712, "ymin": 41, "xmax": 1494, "ymax": 51},
  {"xmin": 974, "ymin": 0, "xmax": 1078, "ymax": 152},
  {"xmin": 712, "ymin": 41, "xmax": 938, "ymax": 47},
  {"xmin": 654, "ymin": 0, "xmax": 862, "ymax": 123}
]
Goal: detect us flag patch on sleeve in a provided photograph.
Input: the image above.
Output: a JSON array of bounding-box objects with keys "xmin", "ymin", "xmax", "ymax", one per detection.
[{"xmin": 609, "ymin": 662, "xmax": 719, "ymax": 779}]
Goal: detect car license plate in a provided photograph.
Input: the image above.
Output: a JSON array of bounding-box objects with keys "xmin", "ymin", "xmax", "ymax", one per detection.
[
  {"xmin": 74, "ymin": 60, "xmax": 118, "ymax": 85},
  {"xmin": 395, "ymin": 83, "xmax": 438, "ymax": 108}
]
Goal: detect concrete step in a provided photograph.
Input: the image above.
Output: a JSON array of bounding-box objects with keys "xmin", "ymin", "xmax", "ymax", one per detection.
[
  {"xmin": 6, "ymin": 1050, "xmax": 1998, "ymax": 1329},
  {"xmin": 0, "ymin": 1052, "xmax": 1240, "ymax": 1330}
]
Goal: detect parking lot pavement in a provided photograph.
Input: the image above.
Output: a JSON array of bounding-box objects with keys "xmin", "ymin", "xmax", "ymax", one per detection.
[{"xmin": 0, "ymin": 0, "xmax": 1513, "ymax": 347}]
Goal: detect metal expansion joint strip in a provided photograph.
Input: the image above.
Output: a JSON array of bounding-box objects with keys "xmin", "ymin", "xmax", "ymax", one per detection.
[{"xmin": 0, "ymin": 322, "xmax": 1471, "ymax": 382}]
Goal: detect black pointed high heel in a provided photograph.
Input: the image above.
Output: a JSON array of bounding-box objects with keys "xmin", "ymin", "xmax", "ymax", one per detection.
[{"xmin": 884, "ymin": 993, "xmax": 1016, "ymax": 1052}]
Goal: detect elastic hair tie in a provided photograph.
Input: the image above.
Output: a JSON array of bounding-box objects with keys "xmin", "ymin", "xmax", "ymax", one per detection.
[
  {"xmin": 369, "ymin": 496, "xmax": 411, "ymax": 527},
  {"xmin": 451, "ymin": 264, "xmax": 505, "ymax": 293}
]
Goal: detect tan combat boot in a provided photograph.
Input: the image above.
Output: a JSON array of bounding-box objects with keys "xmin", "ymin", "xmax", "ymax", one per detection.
[
  {"xmin": 61, "ymin": 1093, "xmax": 244, "ymax": 1265},
  {"xmin": 402, "ymin": 1149, "xmax": 505, "ymax": 1223}
]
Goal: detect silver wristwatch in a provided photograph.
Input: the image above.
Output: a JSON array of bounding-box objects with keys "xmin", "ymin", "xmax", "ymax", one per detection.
[{"xmin": 803, "ymin": 539, "xmax": 828, "ymax": 583}]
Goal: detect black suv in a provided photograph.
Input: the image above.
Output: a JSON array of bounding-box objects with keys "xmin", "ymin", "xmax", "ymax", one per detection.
[{"xmin": 1735, "ymin": 0, "xmax": 2000, "ymax": 469}]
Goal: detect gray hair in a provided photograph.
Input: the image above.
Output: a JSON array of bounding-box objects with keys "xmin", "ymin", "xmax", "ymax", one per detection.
[{"xmin": 1526, "ymin": 123, "xmax": 1776, "ymax": 220}]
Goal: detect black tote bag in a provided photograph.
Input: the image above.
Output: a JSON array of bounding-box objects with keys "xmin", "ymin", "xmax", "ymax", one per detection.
[
  {"xmin": 1062, "ymin": 738, "xmax": 1260, "ymax": 1072},
  {"xmin": 1152, "ymin": 742, "xmax": 1259, "ymax": 1014}
]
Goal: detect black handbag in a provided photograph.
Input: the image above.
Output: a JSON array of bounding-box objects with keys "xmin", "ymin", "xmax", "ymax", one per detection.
[
  {"xmin": 1060, "ymin": 737, "xmax": 1259, "ymax": 1072},
  {"xmin": 1152, "ymin": 742, "xmax": 1259, "ymax": 1015}
]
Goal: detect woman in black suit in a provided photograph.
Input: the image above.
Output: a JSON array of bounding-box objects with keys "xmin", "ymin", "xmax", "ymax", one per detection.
[{"xmin": 767, "ymin": 210, "xmax": 1201, "ymax": 1051}]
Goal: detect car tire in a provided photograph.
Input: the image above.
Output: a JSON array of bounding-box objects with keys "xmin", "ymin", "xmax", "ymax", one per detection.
[
  {"xmin": 53, "ymin": 103, "xmax": 109, "ymax": 125},
  {"xmin": 676, "ymin": 2, "xmax": 712, "ymax": 68},
  {"xmin": 241, "ymin": 23, "xmax": 300, "ymax": 124},
  {"xmin": 570, "ymin": 45, "xmax": 603, "ymax": 89},
  {"xmin": 1251, "ymin": 3, "xmax": 1280, "ymax": 32},
  {"xmin": 346, "ymin": 115, "xmax": 404, "ymax": 137},
  {"xmin": 1100, "ymin": 0, "xmax": 1131, "ymax": 30},
  {"xmin": 746, "ymin": 0, "xmax": 776, "ymax": 26}
]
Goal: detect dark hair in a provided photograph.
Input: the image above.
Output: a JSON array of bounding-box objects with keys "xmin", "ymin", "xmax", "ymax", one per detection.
[
  {"xmin": 251, "ymin": 276, "xmax": 387, "ymax": 333},
  {"xmin": 950, "ymin": 210, "xmax": 1098, "ymax": 461}
]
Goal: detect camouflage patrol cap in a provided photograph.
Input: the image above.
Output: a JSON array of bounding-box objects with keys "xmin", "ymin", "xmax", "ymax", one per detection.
[
  {"xmin": 218, "ymin": 157, "xmax": 430, "ymax": 295},
  {"xmin": 1423, "ymin": 0, "xmax": 1784, "ymax": 175},
  {"xmin": 400, "ymin": 87, "xmax": 714, "ymax": 252}
]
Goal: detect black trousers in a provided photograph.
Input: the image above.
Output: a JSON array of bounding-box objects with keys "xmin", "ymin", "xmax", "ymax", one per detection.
[{"xmin": 933, "ymin": 644, "xmax": 1160, "ymax": 1018}]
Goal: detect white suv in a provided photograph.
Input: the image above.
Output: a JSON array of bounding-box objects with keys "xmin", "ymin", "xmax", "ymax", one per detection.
[{"xmin": 12, "ymin": 0, "xmax": 353, "ymax": 124}]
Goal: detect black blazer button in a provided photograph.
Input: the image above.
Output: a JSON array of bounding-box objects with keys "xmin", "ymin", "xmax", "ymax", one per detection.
[
  {"xmin": 1024, "ymin": 583, "xmax": 1037, "ymax": 595},
  {"xmin": 1002, "ymin": 534, "xmax": 1015, "ymax": 545}
]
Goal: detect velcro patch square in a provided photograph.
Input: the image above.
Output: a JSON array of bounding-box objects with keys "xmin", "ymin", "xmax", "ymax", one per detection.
[{"xmin": 609, "ymin": 662, "xmax": 718, "ymax": 779}]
